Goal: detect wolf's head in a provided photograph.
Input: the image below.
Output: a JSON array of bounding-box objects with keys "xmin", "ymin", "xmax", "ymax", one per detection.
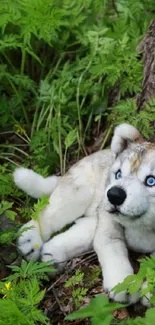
[{"xmin": 105, "ymin": 124, "xmax": 155, "ymax": 227}]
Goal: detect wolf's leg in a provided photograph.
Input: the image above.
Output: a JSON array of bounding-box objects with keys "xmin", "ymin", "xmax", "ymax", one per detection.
[
  {"xmin": 94, "ymin": 209, "xmax": 139, "ymax": 304},
  {"xmin": 17, "ymin": 161, "xmax": 95, "ymax": 261},
  {"xmin": 41, "ymin": 216, "xmax": 97, "ymax": 268},
  {"xmin": 13, "ymin": 167, "xmax": 59, "ymax": 198}
]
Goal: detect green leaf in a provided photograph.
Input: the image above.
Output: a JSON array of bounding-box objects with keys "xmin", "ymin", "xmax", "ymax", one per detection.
[
  {"xmin": 91, "ymin": 314, "xmax": 113, "ymax": 325},
  {"xmin": 31, "ymin": 195, "xmax": 49, "ymax": 220},
  {"xmin": 145, "ymin": 308, "xmax": 155, "ymax": 323},
  {"xmin": 65, "ymin": 129, "xmax": 77, "ymax": 149},
  {"xmin": 0, "ymin": 201, "xmax": 14, "ymax": 216},
  {"xmin": 65, "ymin": 305, "xmax": 94, "ymax": 320},
  {"xmin": 65, "ymin": 294, "xmax": 124, "ymax": 321},
  {"xmin": 25, "ymin": 47, "xmax": 42, "ymax": 65},
  {"xmin": 113, "ymin": 274, "xmax": 138, "ymax": 294},
  {"xmin": 0, "ymin": 300, "xmax": 28, "ymax": 325},
  {"xmin": 5, "ymin": 210, "xmax": 17, "ymax": 220}
]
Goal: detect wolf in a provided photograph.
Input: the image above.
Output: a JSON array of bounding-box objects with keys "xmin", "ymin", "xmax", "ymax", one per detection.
[{"xmin": 14, "ymin": 123, "xmax": 155, "ymax": 305}]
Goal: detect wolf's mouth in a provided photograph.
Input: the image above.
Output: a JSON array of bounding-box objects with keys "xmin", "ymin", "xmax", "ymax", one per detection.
[
  {"xmin": 110, "ymin": 207, "xmax": 120, "ymax": 214},
  {"xmin": 110, "ymin": 208, "xmax": 142, "ymax": 220}
]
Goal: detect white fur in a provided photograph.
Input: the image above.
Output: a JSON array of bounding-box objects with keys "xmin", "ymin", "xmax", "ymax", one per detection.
[
  {"xmin": 94, "ymin": 211, "xmax": 139, "ymax": 303},
  {"xmin": 14, "ymin": 124, "xmax": 155, "ymax": 305},
  {"xmin": 13, "ymin": 167, "xmax": 59, "ymax": 198},
  {"xmin": 41, "ymin": 216, "xmax": 97, "ymax": 264},
  {"xmin": 105, "ymin": 177, "xmax": 149, "ymax": 218},
  {"xmin": 18, "ymin": 220, "xmax": 43, "ymax": 260}
]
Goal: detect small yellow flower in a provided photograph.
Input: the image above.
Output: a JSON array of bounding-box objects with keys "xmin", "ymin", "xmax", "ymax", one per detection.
[
  {"xmin": 5, "ymin": 282, "xmax": 12, "ymax": 291},
  {"xmin": 34, "ymin": 243, "xmax": 39, "ymax": 249},
  {"xmin": 1, "ymin": 282, "xmax": 12, "ymax": 298},
  {"xmin": 14, "ymin": 124, "xmax": 26, "ymax": 136}
]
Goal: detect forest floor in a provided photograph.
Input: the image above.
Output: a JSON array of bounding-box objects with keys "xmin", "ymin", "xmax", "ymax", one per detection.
[{"xmin": 41, "ymin": 250, "xmax": 147, "ymax": 324}]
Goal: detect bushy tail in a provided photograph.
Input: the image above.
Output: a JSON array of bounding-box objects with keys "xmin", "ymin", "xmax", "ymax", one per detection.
[{"xmin": 13, "ymin": 167, "xmax": 59, "ymax": 198}]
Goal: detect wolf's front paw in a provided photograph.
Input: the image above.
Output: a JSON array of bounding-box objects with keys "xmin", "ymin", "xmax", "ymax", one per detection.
[
  {"xmin": 140, "ymin": 282, "xmax": 153, "ymax": 307},
  {"xmin": 104, "ymin": 269, "xmax": 139, "ymax": 304},
  {"xmin": 109, "ymin": 288, "xmax": 139, "ymax": 305},
  {"xmin": 17, "ymin": 220, "xmax": 43, "ymax": 261},
  {"xmin": 41, "ymin": 238, "xmax": 67, "ymax": 272}
]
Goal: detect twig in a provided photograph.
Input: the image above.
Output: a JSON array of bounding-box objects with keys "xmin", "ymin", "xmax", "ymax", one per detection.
[
  {"xmin": 72, "ymin": 252, "xmax": 97, "ymax": 270},
  {"xmin": 47, "ymin": 250, "xmax": 96, "ymax": 292},
  {"xmin": 47, "ymin": 274, "xmax": 66, "ymax": 292},
  {"xmin": 52, "ymin": 288, "xmax": 67, "ymax": 316}
]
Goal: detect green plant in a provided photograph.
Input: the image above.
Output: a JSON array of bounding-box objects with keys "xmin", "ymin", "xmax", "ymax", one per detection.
[
  {"xmin": 66, "ymin": 257, "xmax": 155, "ymax": 324},
  {"xmin": 0, "ymin": 200, "xmax": 17, "ymax": 220},
  {"xmin": 5, "ymin": 259, "xmax": 55, "ymax": 281},
  {"xmin": 65, "ymin": 294, "xmax": 125, "ymax": 324},
  {"xmin": 0, "ymin": 165, "xmax": 21, "ymax": 198},
  {"xmin": 30, "ymin": 194, "xmax": 49, "ymax": 239},
  {"xmin": 65, "ymin": 269, "xmax": 88, "ymax": 308},
  {"xmin": 0, "ymin": 279, "xmax": 49, "ymax": 325},
  {"xmin": 66, "ymin": 294, "xmax": 155, "ymax": 325},
  {"xmin": 84, "ymin": 266, "xmax": 101, "ymax": 288},
  {"xmin": 65, "ymin": 269, "xmax": 85, "ymax": 287},
  {"xmin": 0, "ymin": 228, "xmax": 18, "ymax": 245},
  {"xmin": 31, "ymin": 195, "xmax": 49, "ymax": 221},
  {"xmin": 109, "ymin": 97, "xmax": 155, "ymax": 139},
  {"xmin": 113, "ymin": 256, "xmax": 155, "ymax": 305},
  {"xmin": 0, "ymin": 260, "xmax": 55, "ymax": 325},
  {"xmin": 0, "ymin": 199, "xmax": 19, "ymax": 245},
  {"xmin": 63, "ymin": 128, "xmax": 77, "ymax": 173}
]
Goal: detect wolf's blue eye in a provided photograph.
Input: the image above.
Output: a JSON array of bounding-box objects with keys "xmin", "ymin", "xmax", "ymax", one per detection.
[
  {"xmin": 145, "ymin": 176, "xmax": 155, "ymax": 187},
  {"xmin": 115, "ymin": 170, "xmax": 122, "ymax": 180}
]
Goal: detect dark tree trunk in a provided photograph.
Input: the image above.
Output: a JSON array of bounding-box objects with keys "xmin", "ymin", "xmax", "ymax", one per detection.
[{"xmin": 136, "ymin": 20, "xmax": 155, "ymax": 109}]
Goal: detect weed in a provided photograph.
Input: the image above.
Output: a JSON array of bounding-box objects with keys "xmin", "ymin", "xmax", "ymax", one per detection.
[
  {"xmin": 65, "ymin": 270, "xmax": 88, "ymax": 308},
  {"xmin": 0, "ymin": 260, "xmax": 56, "ymax": 325},
  {"xmin": 66, "ymin": 257, "xmax": 155, "ymax": 324}
]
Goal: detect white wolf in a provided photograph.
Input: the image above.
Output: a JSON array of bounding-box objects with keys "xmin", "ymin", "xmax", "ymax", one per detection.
[{"xmin": 14, "ymin": 123, "xmax": 155, "ymax": 305}]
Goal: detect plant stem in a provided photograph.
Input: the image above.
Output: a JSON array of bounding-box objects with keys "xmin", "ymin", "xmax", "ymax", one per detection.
[
  {"xmin": 0, "ymin": 156, "xmax": 20, "ymax": 166},
  {"xmin": 2, "ymin": 52, "xmax": 17, "ymax": 73},
  {"xmin": 0, "ymin": 144, "xmax": 29, "ymax": 157},
  {"xmin": 5, "ymin": 74, "xmax": 30, "ymax": 127},
  {"xmin": 57, "ymin": 105, "xmax": 63, "ymax": 175},
  {"xmin": 100, "ymin": 125, "xmax": 113, "ymax": 150},
  {"xmin": 21, "ymin": 48, "xmax": 26, "ymax": 75},
  {"xmin": 15, "ymin": 132, "xmax": 30, "ymax": 144},
  {"xmin": 1, "ymin": 152, "xmax": 23, "ymax": 160},
  {"xmin": 76, "ymin": 38, "xmax": 98, "ymax": 155},
  {"xmin": 31, "ymin": 103, "xmax": 40, "ymax": 137},
  {"xmin": 36, "ymin": 104, "xmax": 50, "ymax": 130},
  {"xmin": 38, "ymin": 218, "xmax": 44, "ymax": 241},
  {"xmin": 63, "ymin": 147, "xmax": 67, "ymax": 174}
]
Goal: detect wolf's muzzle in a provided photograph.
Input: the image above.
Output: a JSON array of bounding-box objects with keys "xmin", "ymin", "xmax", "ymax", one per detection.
[{"xmin": 107, "ymin": 186, "xmax": 126, "ymax": 206}]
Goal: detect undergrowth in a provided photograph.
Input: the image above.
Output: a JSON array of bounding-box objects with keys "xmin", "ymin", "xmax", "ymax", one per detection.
[
  {"xmin": 1, "ymin": 0, "xmax": 155, "ymax": 324},
  {"xmin": 0, "ymin": 259, "xmax": 55, "ymax": 325},
  {"xmin": 66, "ymin": 257, "xmax": 155, "ymax": 324}
]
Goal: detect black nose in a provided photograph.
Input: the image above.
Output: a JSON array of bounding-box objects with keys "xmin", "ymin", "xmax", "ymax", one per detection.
[{"xmin": 107, "ymin": 186, "xmax": 126, "ymax": 206}]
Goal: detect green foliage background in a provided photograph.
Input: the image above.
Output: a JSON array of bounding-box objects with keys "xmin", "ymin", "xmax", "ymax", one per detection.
[
  {"xmin": 1, "ymin": 0, "xmax": 155, "ymax": 178},
  {"xmin": 1, "ymin": 1, "xmax": 155, "ymax": 324}
]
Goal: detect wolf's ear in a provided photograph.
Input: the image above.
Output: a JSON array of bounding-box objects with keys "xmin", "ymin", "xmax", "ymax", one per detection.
[{"xmin": 111, "ymin": 123, "xmax": 143, "ymax": 156}]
